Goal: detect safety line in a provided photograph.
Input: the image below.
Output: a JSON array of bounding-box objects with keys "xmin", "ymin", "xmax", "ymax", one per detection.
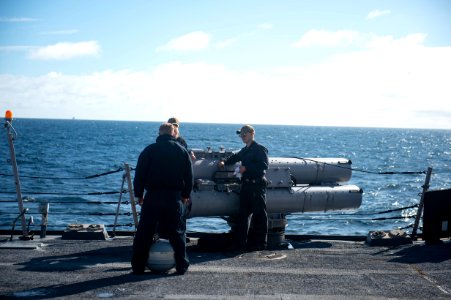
[
  {"xmin": 287, "ymin": 215, "xmax": 416, "ymax": 221},
  {"xmin": 0, "ymin": 200, "xmax": 129, "ymax": 204},
  {"xmin": 331, "ymin": 204, "xmax": 419, "ymax": 216},
  {"xmin": 0, "ymin": 190, "xmax": 127, "ymax": 196},
  {"xmin": 12, "ymin": 211, "xmax": 138, "ymax": 216},
  {"xmin": 291, "ymin": 157, "xmax": 426, "ymax": 175},
  {"xmin": 0, "ymin": 167, "xmax": 125, "ymax": 180},
  {"xmin": 0, "ymin": 223, "xmax": 136, "ymax": 228}
]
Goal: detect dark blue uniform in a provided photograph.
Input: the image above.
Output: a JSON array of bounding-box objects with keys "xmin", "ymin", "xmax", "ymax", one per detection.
[
  {"xmin": 176, "ymin": 136, "xmax": 188, "ymax": 149},
  {"xmin": 132, "ymin": 134, "xmax": 193, "ymax": 274},
  {"xmin": 224, "ymin": 140, "xmax": 269, "ymax": 250}
]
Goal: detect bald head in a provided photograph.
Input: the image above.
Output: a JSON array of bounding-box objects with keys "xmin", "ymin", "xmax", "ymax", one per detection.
[{"xmin": 159, "ymin": 123, "xmax": 175, "ymax": 136}]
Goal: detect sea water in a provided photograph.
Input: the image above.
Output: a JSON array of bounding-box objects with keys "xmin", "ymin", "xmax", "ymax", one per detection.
[{"xmin": 1, "ymin": 119, "xmax": 450, "ymax": 236}]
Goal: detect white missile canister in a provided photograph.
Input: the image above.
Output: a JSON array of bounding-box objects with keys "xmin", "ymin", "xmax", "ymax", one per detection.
[{"xmin": 147, "ymin": 239, "xmax": 176, "ymax": 272}]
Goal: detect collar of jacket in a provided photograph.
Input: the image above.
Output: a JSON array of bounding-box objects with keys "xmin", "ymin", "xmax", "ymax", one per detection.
[
  {"xmin": 246, "ymin": 140, "xmax": 256, "ymax": 148},
  {"xmin": 156, "ymin": 134, "xmax": 176, "ymax": 143}
]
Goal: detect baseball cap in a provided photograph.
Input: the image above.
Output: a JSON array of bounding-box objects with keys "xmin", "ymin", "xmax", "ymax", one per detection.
[
  {"xmin": 167, "ymin": 117, "xmax": 180, "ymax": 127},
  {"xmin": 236, "ymin": 124, "xmax": 255, "ymax": 135}
]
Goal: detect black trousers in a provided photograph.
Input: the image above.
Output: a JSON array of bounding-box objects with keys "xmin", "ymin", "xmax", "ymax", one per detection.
[
  {"xmin": 235, "ymin": 182, "xmax": 268, "ymax": 250},
  {"xmin": 131, "ymin": 190, "xmax": 189, "ymax": 273}
]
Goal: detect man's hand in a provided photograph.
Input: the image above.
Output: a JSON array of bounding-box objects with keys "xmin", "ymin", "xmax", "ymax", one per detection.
[
  {"xmin": 181, "ymin": 197, "xmax": 190, "ymax": 204},
  {"xmin": 190, "ymin": 151, "xmax": 196, "ymax": 160},
  {"xmin": 218, "ymin": 161, "xmax": 225, "ymax": 168},
  {"xmin": 239, "ymin": 165, "xmax": 246, "ymax": 174},
  {"xmin": 138, "ymin": 197, "xmax": 144, "ymax": 206}
]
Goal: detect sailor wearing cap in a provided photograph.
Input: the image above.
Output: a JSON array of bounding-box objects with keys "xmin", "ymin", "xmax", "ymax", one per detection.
[
  {"xmin": 218, "ymin": 125, "xmax": 269, "ymax": 251},
  {"xmin": 168, "ymin": 117, "xmax": 196, "ymax": 160}
]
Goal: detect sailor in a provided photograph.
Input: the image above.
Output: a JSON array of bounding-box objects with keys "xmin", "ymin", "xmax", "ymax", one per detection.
[
  {"xmin": 168, "ymin": 117, "xmax": 196, "ymax": 160},
  {"xmin": 131, "ymin": 122, "xmax": 193, "ymax": 275},
  {"xmin": 218, "ymin": 124, "xmax": 269, "ymax": 251}
]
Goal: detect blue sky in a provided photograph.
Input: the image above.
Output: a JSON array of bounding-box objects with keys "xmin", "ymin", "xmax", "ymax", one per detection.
[{"xmin": 1, "ymin": 0, "xmax": 450, "ymax": 129}]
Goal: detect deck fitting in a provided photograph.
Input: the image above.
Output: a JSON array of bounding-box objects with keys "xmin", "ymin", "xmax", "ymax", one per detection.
[
  {"xmin": 62, "ymin": 224, "xmax": 109, "ymax": 240},
  {"xmin": 366, "ymin": 230, "xmax": 412, "ymax": 246}
]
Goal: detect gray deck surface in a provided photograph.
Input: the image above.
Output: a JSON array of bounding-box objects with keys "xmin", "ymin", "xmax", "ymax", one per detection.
[{"xmin": 0, "ymin": 234, "xmax": 450, "ymax": 299}]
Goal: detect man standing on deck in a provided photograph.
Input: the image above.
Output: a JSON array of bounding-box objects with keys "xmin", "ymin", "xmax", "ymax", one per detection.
[
  {"xmin": 131, "ymin": 123, "xmax": 193, "ymax": 275},
  {"xmin": 167, "ymin": 117, "xmax": 196, "ymax": 160},
  {"xmin": 218, "ymin": 125, "xmax": 269, "ymax": 252}
]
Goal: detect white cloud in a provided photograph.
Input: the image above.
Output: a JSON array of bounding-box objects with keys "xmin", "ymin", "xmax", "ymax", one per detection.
[
  {"xmin": 212, "ymin": 23, "xmax": 272, "ymax": 50},
  {"xmin": 215, "ymin": 38, "xmax": 238, "ymax": 49},
  {"xmin": 367, "ymin": 9, "xmax": 391, "ymax": 20},
  {"xmin": 294, "ymin": 30, "xmax": 427, "ymax": 50},
  {"xmin": 1, "ymin": 34, "xmax": 450, "ymax": 129},
  {"xmin": 28, "ymin": 41, "xmax": 100, "ymax": 60},
  {"xmin": 365, "ymin": 33, "xmax": 427, "ymax": 49},
  {"xmin": 40, "ymin": 29, "xmax": 79, "ymax": 35},
  {"xmin": 0, "ymin": 17, "xmax": 38, "ymax": 22},
  {"xmin": 293, "ymin": 29, "xmax": 360, "ymax": 48},
  {"xmin": 0, "ymin": 45, "xmax": 35, "ymax": 52},
  {"xmin": 156, "ymin": 31, "xmax": 211, "ymax": 52},
  {"xmin": 258, "ymin": 23, "xmax": 273, "ymax": 30}
]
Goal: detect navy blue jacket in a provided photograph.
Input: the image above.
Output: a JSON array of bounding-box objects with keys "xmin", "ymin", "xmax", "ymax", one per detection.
[
  {"xmin": 134, "ymin": 134, "xmax": 193, "ymax": 199},
  {"xmin": 224, "ymin": 141, "xmax": 269, "ymax": 180},
  {"xmin": 176, "ymin": 136, "xmax": 188, "ymax": 149}
]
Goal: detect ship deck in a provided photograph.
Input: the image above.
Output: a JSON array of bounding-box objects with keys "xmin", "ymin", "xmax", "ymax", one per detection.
[{"xmin": 0, "ymin": 233, "xmax": 450, "ymax": 299}]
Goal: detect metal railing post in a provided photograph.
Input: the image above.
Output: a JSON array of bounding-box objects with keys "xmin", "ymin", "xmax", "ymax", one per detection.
[
  {"xmin": 112, "ymin": 173, "xmax": 127, "ymax": 236},
  {"xmin": 4, "ymin": 111, "xmax": 29, "ymax": 239},
  {"xmin": 124, "ymin": 163, "xmax": 139, "ymax": 229},
  {"xmin": 39, "ymin": 201, "xmax": 49, "ymax": 238},
  {"xmin": 411, "ymin": 167, "xmax": 433, "ymax": 240}
]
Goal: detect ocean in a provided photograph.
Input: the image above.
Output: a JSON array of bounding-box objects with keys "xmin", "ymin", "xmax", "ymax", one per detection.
[{"xmin": 1, "ymin": 119, "xmax": 450, "ymax": 236}]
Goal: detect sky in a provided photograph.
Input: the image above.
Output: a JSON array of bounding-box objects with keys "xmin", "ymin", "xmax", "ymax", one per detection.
[{"xmin": 1, "ymin": 0, "xmax": 450, "ymax": 129}]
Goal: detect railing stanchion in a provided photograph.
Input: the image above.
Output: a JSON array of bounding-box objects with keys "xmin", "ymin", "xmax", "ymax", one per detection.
[
  {"xmin": 4, "ymin": 110, "xmax": 30, "ymax": 240},
  {"xmin": 39, "ymin": 201, "xmax": 49, "ymax": 238},
  {"xmin": 124, "ymin": 163, "xmax": 139, "ymax": 229},
  {"xmin": 112, "ymin": 174, "xmax": 126, "ymax": 236},
  {"xmin": 411, "ymin": 167, "xmax": 433, "ymax": 240}
]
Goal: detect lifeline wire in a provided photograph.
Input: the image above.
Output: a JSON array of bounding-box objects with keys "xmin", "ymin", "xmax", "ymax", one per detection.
[
  {"xmin": 328, "ymin": 204, "xmax": 419, "ymax": 216},
  {"xmin": 1, "ymin": 223, "xmax": 136, "ymax": 228},
  {"xmin": 286, "ymin": 215, "xmax": 416, "ymax": 221},
  {"xmin": 0, "ymin": 190, "xmax": 126, "ymax": 196},
  {"xmin": 0, "ymin": 200, "xmax": 131, "ymax": 205},
  {"xmin": 291, "ymin": 156, "xmax": 426, "ymax": 175},
  {"xmin": 0, "ymin": 167, "xmax": 124, "ymax": 180},
  {"xmin": 19, "ymin": 211, "xmax": 138, "ymax": 216},
  {"xmin": 1, "ymin": 156, "xmax": 427, "ymax": 180}
]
